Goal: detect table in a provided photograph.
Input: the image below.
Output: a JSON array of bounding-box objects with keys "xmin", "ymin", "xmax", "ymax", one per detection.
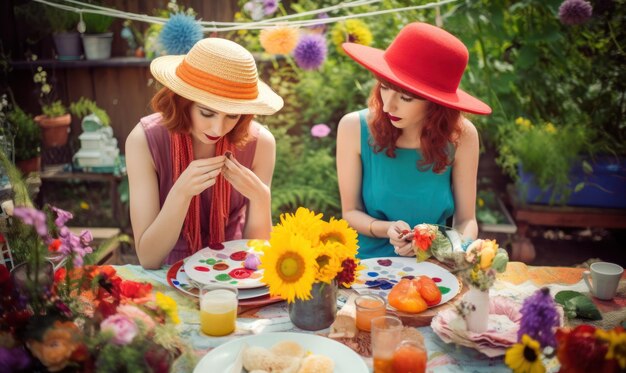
[{"xmin": 114, "ymin": 262, "xmax": 626, "ymax": 373}]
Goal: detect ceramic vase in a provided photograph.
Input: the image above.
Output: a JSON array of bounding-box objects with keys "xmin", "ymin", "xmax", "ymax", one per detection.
[
  {"xmin": 463, "ymin": 285, "xmax": 489, "ymax": 333},
  {"xmin": 288, "ymin": 281, "xmax": 337, "ymax": 331}
]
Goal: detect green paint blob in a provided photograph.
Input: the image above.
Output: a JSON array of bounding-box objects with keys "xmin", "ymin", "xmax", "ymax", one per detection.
[
  {"xmin": 206, "ymin": 258, "xmax": 217, "ymax": 265},
  {"xmin": 230, "ymin": 281, "xmax": 238, "ymax": 285},
  {"xmin": 215, "ymin": 274, "xmax": 232, "ymax": 281},
  {"xmin": 438, "ymin": 286, "xmax": 450, "ymax": 294}
]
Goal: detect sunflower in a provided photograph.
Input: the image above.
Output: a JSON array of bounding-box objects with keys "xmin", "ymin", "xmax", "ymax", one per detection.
[
  {"xmin": 331, "ymin": 19, "xmax": 372, "ymax": 54},
  {"xmin": 314, "ymin": 242, "xmax": 343, "ymax": 284},
  {"xmin": 319, "ymin": 217, "xmax": 358, "ymax": 258},
  {"xmin": 596, "ymin": 328, "xmax": 626, "ymax": 369},
  {"xmin": 259, "ymin": 26, "xmax": 300, "ymax": 55},
  {"xmin": 505, "ymin": 334, "xmax": 546, "ymax": 373},
  {"xmin": 276, "ymin": 207, "xmax": 325, "ymax": 246},
  {"xmin": 260, "ymin": 230, "xmax": 318, "ymax": 302}
]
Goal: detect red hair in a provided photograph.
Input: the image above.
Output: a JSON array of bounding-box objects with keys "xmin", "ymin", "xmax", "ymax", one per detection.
[
  {"xmin": 151, "ymin": 87, "xmax": 253, "ymax": 147},
  {"xmin": 367, "ymin": 80, "xmax": 462, "ymax": 173}
]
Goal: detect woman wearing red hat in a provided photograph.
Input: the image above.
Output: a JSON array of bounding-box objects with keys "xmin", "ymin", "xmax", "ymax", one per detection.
[
  {"xmin": 126, "ymin": 38, "xmax": 283, "ymax": 269},
  {"xmin": 337, "ymin": 22, "xmax": 492, "ymax": 259}
]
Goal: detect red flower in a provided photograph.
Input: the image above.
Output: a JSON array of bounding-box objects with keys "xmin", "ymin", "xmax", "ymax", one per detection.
[
  {"xmin": 556, "ymin": 325, "xmax": 614, "ymax": 373},
  {"xmin": 336, "ymin": 258, "xmax": 357, "ymax": 287},
  {"xmin": 119, "ymin": 281, "xmax": 153, "ymax": 301},
  {"xmin": 48, "ymin": 239, "xmax": 62, "ymax": 253}
]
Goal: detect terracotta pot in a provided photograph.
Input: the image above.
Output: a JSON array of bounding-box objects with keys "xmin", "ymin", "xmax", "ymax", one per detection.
[
  {"xmin": 15, "ymin": 156, "xmax": 41, "ymax": 175},
  {"xmin": 35, "ymin": 114, "xmax": 71, "ymax": 147}
]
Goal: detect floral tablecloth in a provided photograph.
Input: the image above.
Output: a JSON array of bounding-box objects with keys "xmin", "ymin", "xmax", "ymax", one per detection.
[{"xmin": 114, "ymin": 261, "xmax": 626, "ymax": 373}]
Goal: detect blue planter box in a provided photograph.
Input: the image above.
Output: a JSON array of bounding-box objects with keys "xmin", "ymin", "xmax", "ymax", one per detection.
[{"xmin": 518, "ymin": 156, "xmax": 626, "ymax": 208}]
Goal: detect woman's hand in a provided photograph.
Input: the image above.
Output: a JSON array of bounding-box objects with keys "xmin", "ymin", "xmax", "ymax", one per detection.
[
  {"xmin": 387, "ymin": 220, "xmax": 413, "ymax": 256},
  {"xmin": 223, "ymin": 153, "xmax": 268, "ymax": 200},
  {"xmin": 172, "ymin": 156, "xmax": 226, "ymax": 199}
]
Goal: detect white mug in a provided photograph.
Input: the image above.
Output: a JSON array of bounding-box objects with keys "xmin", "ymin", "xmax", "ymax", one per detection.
[{"xmin": 583, "ymin": 262, "xmax": 623, "ymax": 300}]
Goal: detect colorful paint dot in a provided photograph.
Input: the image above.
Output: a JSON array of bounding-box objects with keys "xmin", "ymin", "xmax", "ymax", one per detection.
[
  {"xmin": 373, "ymin": 266, "xmax": 381, "ymax": 271},
  {"xmin": 402, "ymin": 267, "xmax": 414, "ymax": 272},
  {"xmin": 193, "ymin": 266, "xmax": 210, "ymax": 272},
  {"xmin": 172, "ymin": 280, "xmax": 180, "ymax": 285},
  {"xmin": 438, "ymin": 286, "xmax": 450, "ymax": 294},
  {"xmin": 209, "ymin": 242, "xmax": 225, "ymax": 250},
  {"xmin": 250, "ymin": 272, "xmax": 262, "ymax": 279},
  {"xmin": 377, "ymin": 259, "xmax": 392, "ymax": 266},
  {"xmin": 401, "ymin": 275, "xmax": 415, "ymax": 280},
  {"xmin": 230, "ymin": 251, "xmax": 247, "ymax": 261},
  {"xmin": 432, "ymin": 277, "xmax": 442, "ymax": 283},
  {"xmin": 215, "ymin": 274, "xmax": 232, "ymax": 281},
  {"xmin": 201, "ymin": 258, "xmax": 217, "ymax": 265},
  {"xmin": 367, "ymin": 271, "xmax": 379, "ymax": 277},
  {"xmin": 213, "ymin": 263, "xmax": 229, "ymax": 271},
  {"xmin": 229, "ymin": 268, "xmax": 254, "ymax": 279},
  {"xmin": 380, "ymin": 270, "xmax": 389, "ymax": 275},
  {"xmin": 230, "ymin": 281, "xmax": 238, "ymax": 285},
  {"xmin": 216, "ymin": 253, "xmax": 229, "ymax": 259}
]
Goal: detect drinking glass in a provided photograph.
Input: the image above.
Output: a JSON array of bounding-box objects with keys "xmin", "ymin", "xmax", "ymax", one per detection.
[
  {"xmin": 355, "ymin": 293, "xmax": 387, "ymax": 332},
  {"xmin": 199, "ymin": 284, "xmax": 238, "ymax": 336},
  {"xmin": 371, "ymin": 315, "xmax": 403, "ymax": 373}
]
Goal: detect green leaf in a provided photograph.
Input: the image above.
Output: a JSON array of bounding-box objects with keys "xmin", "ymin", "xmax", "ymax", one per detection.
[
  {"xmin": 574, "ymin": 182, "xmax": 585, "ymax": 193},
  {"xmin": 565, "ymin": 295, "xmax": 603, "ymax": 320},
  {"xmin": 582, "ymin": 160, "xmax": 593, "ymax": 175},
  {"xmin": 555, "ymin": 290, "xmax": 583, "ymax": 306}
]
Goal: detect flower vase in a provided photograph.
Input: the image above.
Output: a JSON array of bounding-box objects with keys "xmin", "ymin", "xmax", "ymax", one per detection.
[
  {"xmin": 463, "ymin": 286, "xmax": 490, "ymax": 333},
  {"xmin": 10, "ymin": 260, "xmax": 54, "ymax": 299},
  {"xmin": 288, "ymin": 281, "xmax": 337, "ymax": 331}
]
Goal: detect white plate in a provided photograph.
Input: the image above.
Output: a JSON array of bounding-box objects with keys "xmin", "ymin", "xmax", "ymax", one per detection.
[
  {"xmin": 184, "ymin": 239, "xmax": 267, "ymax": 289},
  {"xmin": 193, "ymin": 332, "xmax": 368, "ymax": 373},
  {"xmin": 353, "ymin": 258, "xmax": 461, "ymax": 307}
]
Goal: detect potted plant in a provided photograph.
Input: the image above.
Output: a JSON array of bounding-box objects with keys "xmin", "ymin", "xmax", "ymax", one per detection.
[
  {"xmin": 497, "ymin": 117, "xmax": 625, "ymax": 208},
  {"xmin": 8, "ymin": 107, "xmax": 41, "ymax": 175},
  {"xmin": 81, "ymin": 12, "xmax": 115, "ymax": 60},
  {"xmin": 69, "ymin": 97, "xmax": 110, "ymax": 130},
  {"xmin": 45, "ymin": 5, "xmax": 82, "ymax": 60},
  {"xmin": 31, "ymin": 65, "xmax": 71, "ymax": 147}
]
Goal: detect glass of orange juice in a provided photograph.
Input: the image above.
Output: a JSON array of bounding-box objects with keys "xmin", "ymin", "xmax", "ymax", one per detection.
[
  {"xmin": 355, "ymin": 293, "xmax": 387, "ymax": 332},
  {"xmin": 200, "ymin": 284, "xmax": 238, "ymax": 336},
  {"xmin": 392, "ymin": 340, "xmax": 427, "ymax": 373},
  {"xmin": 371, "ymin": 315, "xmax": 403, "ymax": 373}
]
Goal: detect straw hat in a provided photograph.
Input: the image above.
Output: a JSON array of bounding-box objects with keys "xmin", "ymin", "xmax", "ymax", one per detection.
[
  {"xmin": 150, "ymin": 38, "xmax": 284, "ymax": 115},
  {"xmin": 343, "ymin": 22, "xmax": 491, "ymax": 115}
]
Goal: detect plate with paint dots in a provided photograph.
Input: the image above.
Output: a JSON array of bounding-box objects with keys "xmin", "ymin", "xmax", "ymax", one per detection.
[
  {"xmin": 352, "ymin": 257, "xmax": 461, "ymax": 307},
  {"xmin": 183, "ymin": 239, "xmax": 269, "ymax": 289}
]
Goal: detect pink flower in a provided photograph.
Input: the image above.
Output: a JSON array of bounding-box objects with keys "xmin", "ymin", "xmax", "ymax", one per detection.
[
  {"xmin": 116, "ymin": 305, "xmax": 156, "ymax": 331},
  {"xmin": 311, "ymin": 123, "xmax": 331, "ymax": 138},
  {"xmin": 100, "ymin": 314, "xmax": 138, "ymax": 345}
]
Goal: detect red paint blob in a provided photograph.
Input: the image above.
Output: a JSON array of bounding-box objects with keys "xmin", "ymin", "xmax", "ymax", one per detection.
[
  {"xmin": 230, "ymin": 250, "xmax": 247, "ymax": 261},
  {"xmin": 213, "ymin": 263, "xmax": 229, "ymax": 271},
  {"xmin": 209, "ymin": 243, "xmax": 225, "ymax": 250},
  {"xmin": 193, "ymin": 266, "xmax": 210, "ymax": 272},
  {"xmin": 432, "ymin": 277, "xmax": 442, "ymax": 283},
  {"xmin": 229, "ymin": 268, "xmax": 253, "ymax": 279}
]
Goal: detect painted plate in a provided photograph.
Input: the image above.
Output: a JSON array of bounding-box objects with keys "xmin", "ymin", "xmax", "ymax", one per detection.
[
  {"xmin": 183, "ymin": 239, "xmax": 267, "ymax": 289},
  {"xmin": 353, "ymin": 258, "xmax": 461, "ymax": 307},
  {"xmin": 193, "ymin": 332, "xmax": 368, "ymax": 373},
  {"xmin": 167, "ymin": 260, "xmax": 271, "ymax": 300}
]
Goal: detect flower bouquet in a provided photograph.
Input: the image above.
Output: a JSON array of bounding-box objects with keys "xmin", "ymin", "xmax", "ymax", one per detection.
[
  {"xmin": 408, "ymin": 223, "xmax": 452, "ymax": 262},
  {"xmin": 258, "ymin": 207, "xmax": 361, "ymax": 330},
  {"xmin": 452, "ymin": 239, "xmax": 509, "ymax": 292},
  {"xmin": 0, "ymin": 205, "xmax": 188, "ymax": 372}
]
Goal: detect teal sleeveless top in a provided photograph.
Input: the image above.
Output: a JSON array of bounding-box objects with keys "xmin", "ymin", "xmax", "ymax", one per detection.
[{"xmin": 357, "ymin": 109, "xmax": 455, "ymax": 259}]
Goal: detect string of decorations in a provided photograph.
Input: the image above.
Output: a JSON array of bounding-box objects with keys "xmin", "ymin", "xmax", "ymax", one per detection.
[{"xmin": 32, "ymin": 0, "xmax": 457, "ymax": 32}]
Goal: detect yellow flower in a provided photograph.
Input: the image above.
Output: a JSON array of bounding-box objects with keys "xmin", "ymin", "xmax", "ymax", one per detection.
[
  {"xmin": 505, "ymin": 335, "xmax": 545, "ymax": 373},
  {"xmin": 155, "ymin": 292, "xmax": 180, "ymax": 324},
  {"xmin": 260, "ymin": 229, "xmax": 318, "ymax": 302},
  {"xmin": 544, "ymin": 122, "xmax": 557, "ymax": 134},
  {"xmin": 314, "ymin": 242, "xmax": 343, "ymax": 284},
  {"xmin": 80, "ymin": 201, "xmax": 90, "ymax": 210},
  {"xmin": 331, "ymin": 19, "xmax": 372, "ymax": 53},
  {"xmin": 478, "ymin": 198, "xmax": 485, "ymax": 207},
  {"xmin": 515, "ymin": 117, "xmax": 532, "ymax": 130},
  {"xmin": 596, "ymin": 329, "xmax": 626, "ymax": 369},
  {"xmin": 259, "ymin": 27, "xmax": 300, "ymax": 54},
  {"xmin": 276, "ymin": 207, "xmax": 324, "ymax": 246},
  {"xmin": 319, "ymin": 217, "xmax": 358, "ymax": 258},
  {"xmin": 479, "ymin": 239, "xmax": 498, "ymax": 270}
]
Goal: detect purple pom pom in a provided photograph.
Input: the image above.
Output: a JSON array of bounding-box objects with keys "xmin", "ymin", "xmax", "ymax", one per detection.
[
  {"xmin": 559, "ymin": 0, "xmax": 593, "ymax": 25},
  {"xmin": 293, "ymin": 34, "xmax": 327, "ymax": 70}
]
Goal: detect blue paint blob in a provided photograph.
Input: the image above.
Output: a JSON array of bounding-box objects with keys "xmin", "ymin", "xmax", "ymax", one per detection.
[
  {"xmin": 403, "ymin": 266, "xmax": 414, "ymax": 272},
  {"xmin": 380, "ymin": 270, "xmax": 388, "ymax": 275},
  {"xmin": 367, "ymin": 271, "xmax": 379, "ymax": 277},
  {"xmin": 172, "ymin": 280, "xmax": 179, "ymax": 285}
]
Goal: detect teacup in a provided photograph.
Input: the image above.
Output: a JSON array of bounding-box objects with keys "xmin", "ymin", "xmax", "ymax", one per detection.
[{"xmin": 583, "ymin": 262, "xmax": 623, "ymax": 300}]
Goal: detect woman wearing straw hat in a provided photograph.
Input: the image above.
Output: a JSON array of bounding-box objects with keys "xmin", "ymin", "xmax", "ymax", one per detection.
[
  {"xmin": 126, "ymin": 38, "xmax": 283, "ymax": 269},
  {"xmin": 336, "ymin": 22, "xmax": 491, "ymax": 259}
]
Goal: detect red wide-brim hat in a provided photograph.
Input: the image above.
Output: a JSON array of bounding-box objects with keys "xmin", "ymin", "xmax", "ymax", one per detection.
[{"xmin": 343, "ymin": 22, "xmax": 491, "ymax": 115}]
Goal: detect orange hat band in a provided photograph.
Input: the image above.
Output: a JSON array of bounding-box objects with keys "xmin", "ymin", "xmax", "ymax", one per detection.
[{"xmin": 175, "ymin": 60, "xmax": 259, "ymax": 100}]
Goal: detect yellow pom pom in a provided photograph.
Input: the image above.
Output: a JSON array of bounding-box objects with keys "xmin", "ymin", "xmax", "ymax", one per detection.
[{"xmin": 331, "ymin": 19, "xmax": 373, "ymax": 54}]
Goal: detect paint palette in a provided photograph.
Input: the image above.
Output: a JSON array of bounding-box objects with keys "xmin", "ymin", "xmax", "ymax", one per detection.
[
  {"xmin": 353, "ymin": 257, "xmax": 461, "ymax": 307},
  {"xmin": 183, "ymin": 239, "xmax": 268, "ymax": 289}
]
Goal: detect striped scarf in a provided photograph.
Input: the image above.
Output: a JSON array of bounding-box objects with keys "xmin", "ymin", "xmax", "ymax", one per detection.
[{"xmin": 170, "ymin": 132, "xmax": 233, "ymax": 254}]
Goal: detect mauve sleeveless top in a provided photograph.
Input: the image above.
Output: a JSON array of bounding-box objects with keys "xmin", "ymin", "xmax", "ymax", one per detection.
[{"xmin": 140, "ymin": 113, "xmax": 259, "ymax": 265}]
